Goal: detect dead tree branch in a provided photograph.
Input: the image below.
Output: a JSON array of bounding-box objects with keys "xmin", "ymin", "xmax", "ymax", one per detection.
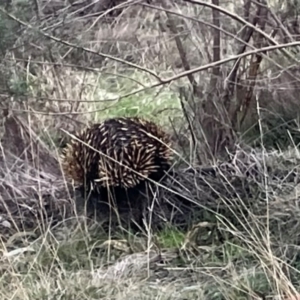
[
  {"xmin": 163, "ymin": 1, "xmax": 201, "ymax": 96},
  {"xmin": 237, "ymin": 0, "xmax": 269, "ymax": 128},
  {"xmin": 210, "ymin": 0, "xmax": 221, "ymax": 95},
  {"xmin": 182, "ymin": 0, "xmax": 299, "ymax": 63}
]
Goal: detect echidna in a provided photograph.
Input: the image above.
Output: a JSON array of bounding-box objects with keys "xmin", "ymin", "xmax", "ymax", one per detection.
[{"xmin": 60, "ymin": 117, "xmax": 173, "ymax": 193}]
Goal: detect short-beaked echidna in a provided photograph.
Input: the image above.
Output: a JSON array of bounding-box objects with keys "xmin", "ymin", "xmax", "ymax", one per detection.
[{"xmin": 60, "ymin": 117, "xmax": 173, "ymax": 191}]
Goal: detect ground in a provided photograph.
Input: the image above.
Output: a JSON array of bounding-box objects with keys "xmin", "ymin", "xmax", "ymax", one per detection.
[{"xmin": 1, "ymin": 1, "xmax": 300, "ymax": 299}]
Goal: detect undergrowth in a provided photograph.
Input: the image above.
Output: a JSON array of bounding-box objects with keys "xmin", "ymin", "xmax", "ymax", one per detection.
[{"xmin": 1, "ymin": 1, "xmax": 300, "ymax": 299}]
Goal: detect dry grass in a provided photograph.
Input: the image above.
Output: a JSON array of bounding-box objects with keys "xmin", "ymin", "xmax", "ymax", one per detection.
[
  {"xmin": 1, "ymin": 114, "xmax": 300, "ymax": 299},
  {"xmin": 1, "ymin": 0, "xmax": 300, "ymax": 299}
]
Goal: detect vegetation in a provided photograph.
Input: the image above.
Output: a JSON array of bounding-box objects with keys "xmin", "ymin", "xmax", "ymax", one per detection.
[{"xmin": 1, "ymin": 0, "xmax": 300, "ymax": 299}]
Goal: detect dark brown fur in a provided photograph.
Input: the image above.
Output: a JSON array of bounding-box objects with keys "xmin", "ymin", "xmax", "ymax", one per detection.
[{"xmin": 60, "ymin": 117, "xmax": 173, "ymax": 191}]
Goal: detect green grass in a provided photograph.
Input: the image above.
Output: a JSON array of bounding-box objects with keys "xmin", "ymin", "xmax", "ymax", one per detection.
[
  {"xmin": 156, "ymin": 226, "xmax": 185, "ymax": 248},
  {"xmin": 88, "ymin": 70, "xmax": 183, "ymax": 126},
  {"xmin": 4, "ymin": 34, "xmax": 300, "ymax": 300},
  {"xmin": 1, "ymin": 225, "xmax": 289, "ymax": 300},
  {"xmin": 29, "ymin": 68, "xmax": 183, "ymax": 149}
]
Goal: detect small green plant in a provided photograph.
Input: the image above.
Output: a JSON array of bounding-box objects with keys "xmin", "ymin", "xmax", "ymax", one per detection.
[{"xmin": 156, "ymin": 226, "xmax": 185, "ymax": 248}]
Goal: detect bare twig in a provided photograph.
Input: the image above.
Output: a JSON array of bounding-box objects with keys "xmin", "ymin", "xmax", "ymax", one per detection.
[
  {"xmin": 210, "ymin": 0, "xmax": 221, "ymax": 95},
  {"xmin": 0, "ymin": 6, "xmax": 162, "ymax": 82},
  {"xmin": 178, "ymin": 87, "xmax": 202, "ymax": 163},
  {"xmin": 222, "ymin": 0, "xmax": 259, "ymax": 113},
  {"xmin": 163, "ymin": 1, "xmax": 199, "ymax": 95},
  {"xmin": 84, "ymin": 0, "xmax": 143, "ymax": 32},
  {"xmin": 182, "ymin": 0, "xmax": 299, "ymax": 63},
  {"xmin": 238, "ymin": 0, "xmax": 269, "ymax": 128},
  {"xmin": 200, "ymin": 0, "xmax": 232, "ymax": 157},
  {"xmin": 9, "ymin": 41, "xmax": 300, "ymax": 116},
  {"xmin": 32, "ymin": 0, "xmax": 41, "ymax": 20},
  {"xmin": 142, "ymin": 1, "xmax": 300, "ymax": 85}
]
